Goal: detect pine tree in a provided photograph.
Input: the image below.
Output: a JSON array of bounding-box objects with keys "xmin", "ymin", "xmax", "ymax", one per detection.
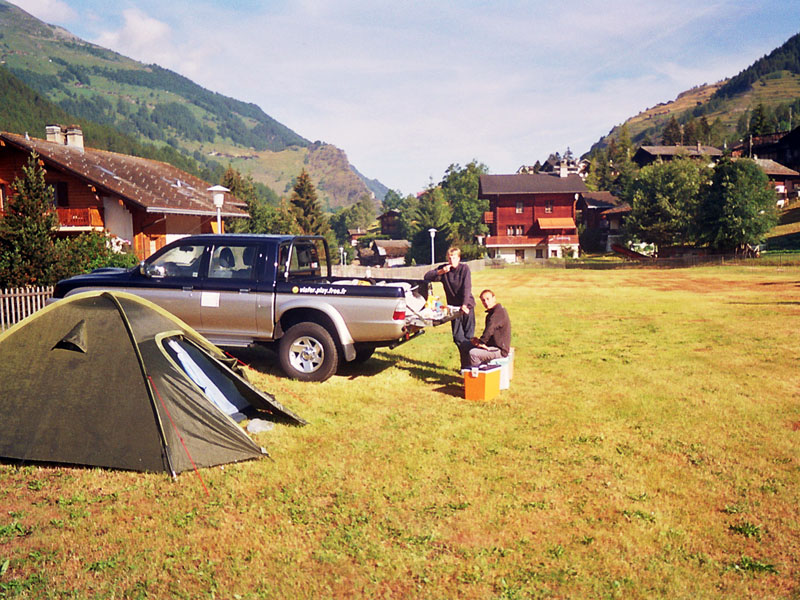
[
  {"xmin": 662, "ymin": 116, "xmax": 683, "ymax": 145},
  {"xmin": 290, "ymin": 170, "xmax": 329, "ymax": 236},
  {"xmin": 0, "ymin": 152, "xmax": 58, "ymax": 287}
]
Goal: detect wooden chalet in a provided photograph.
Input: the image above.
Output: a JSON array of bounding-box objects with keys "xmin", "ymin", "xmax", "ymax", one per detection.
[
  {"xmin": 371, "ymin": 239, "xmax": 410, "ymax": 267},
  {"xmin": 478, "ymin": 173, "xmax": 586, "ymax": 261},
  {"xmin": 0, "ymin": 126, "xmax": 247, "ymax": 260},
  {"xmin": 632, "ymin": 144, "xmax": 723, "ymax": 167},
  {"xmin": 347, "ymin": 227, "xmax": 368, "ymax": 246},
  {"xmin": 377, "ymin": 209, "xmax": 402, "ymax": 238},
  {"xmin": 576, "ymin": 191, "xmax": 630, "ymax": 252}
]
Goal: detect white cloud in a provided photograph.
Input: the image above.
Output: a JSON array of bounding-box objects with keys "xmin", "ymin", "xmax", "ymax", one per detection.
[
  {"xmin": 11, "ymin": 0, "xmax": 76, "ymax": 22},
  {"xmin": 94, "ymin": 9, "xmax": 174, "ymax": 65}
]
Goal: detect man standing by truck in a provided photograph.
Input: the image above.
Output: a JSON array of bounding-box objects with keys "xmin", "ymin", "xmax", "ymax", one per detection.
[{"xmin": 424, "ymin": 246, "xmax": 475, "ymax": 370}]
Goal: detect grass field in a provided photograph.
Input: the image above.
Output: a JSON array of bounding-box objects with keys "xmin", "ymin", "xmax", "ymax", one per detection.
[{"xmin": 1, "ymin": 265, "xmax": 799, "ymax": 599}]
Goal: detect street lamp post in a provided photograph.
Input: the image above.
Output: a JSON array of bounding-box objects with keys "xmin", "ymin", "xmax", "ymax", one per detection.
[
  {"xmin": 428, "ymin": 228, "xmax": 437, "ymax": 264},
  {"xmin": 339, "ymin": 246, "xmax": 344, "ymax": 267},
  {"xmin": 207, "ymin": 185, "xmax": 229, "ymax": 233}
]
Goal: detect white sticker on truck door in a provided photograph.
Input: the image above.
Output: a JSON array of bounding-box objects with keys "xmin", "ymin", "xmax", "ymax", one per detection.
[{"xmin": 201, "ymin": 292, "xmax": 220, "ymax": 307}]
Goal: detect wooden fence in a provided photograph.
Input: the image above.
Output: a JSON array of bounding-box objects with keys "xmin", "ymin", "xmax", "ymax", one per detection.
[{"xmin": 0, "ymin": 286, "xmax": 53, "ymax": 331}]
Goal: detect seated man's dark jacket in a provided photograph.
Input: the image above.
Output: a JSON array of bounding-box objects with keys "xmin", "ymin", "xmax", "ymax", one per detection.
[{"xmin": 478, "ymin": 303, "xmax": 511, "ymax": 356}]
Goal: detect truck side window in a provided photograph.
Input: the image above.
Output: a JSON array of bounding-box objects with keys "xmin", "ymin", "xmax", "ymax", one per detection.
[
  {"xmin": 148, "ymin": 244, "xmax": 205, "ymax": 278},
  {"xmin": 209, "ymin": 245, "xmax": 258, "ymax": 280},
  {"xmin": 287, "ymin": 243, "xmax": 320, "ymax": 279}
]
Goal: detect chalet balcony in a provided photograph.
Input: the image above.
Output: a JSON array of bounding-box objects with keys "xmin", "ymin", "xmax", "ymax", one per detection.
[
  {"xmin": 56, "ymin": 207, "xmax": 104, "ymax": 231},
  {"xmin": 547, "ymin": 234, "xmax": 578, "ymax": 245}
]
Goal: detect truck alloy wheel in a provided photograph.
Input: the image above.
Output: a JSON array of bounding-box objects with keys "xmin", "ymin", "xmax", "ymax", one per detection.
[{"xmin": 279, "ymin": 323, "xmax": 338, "ymax": 382}]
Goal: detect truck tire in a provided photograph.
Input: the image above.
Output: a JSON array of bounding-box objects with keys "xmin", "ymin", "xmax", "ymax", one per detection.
[{"xmin": 279, "ymin": 322, "xmax": 338, "ymax": 382}]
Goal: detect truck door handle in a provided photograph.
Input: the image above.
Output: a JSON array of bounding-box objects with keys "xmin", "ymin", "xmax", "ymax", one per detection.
[
  {"xmin": 182, "ymin": 286, "xmax": 193, "ymax": 291},
  {"xmin": 239, "ymin": 288, "xmax": 251, "ymax": 293}
]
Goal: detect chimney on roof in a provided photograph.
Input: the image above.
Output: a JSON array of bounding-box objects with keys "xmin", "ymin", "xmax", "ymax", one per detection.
[
  {"xmin": 559, "ymin": 161, "xmax": 567, "ymax": 178},
  {"xmin": 696, "ymin": 141, "xmax": 701, "ymax": 153},
  {"xmin": 46, "ymin": 124, "xmax": 66, "ymax": 145},
  {"xmin": 65, "ymin": 125, "xmax": 84, "ymax": 150}
]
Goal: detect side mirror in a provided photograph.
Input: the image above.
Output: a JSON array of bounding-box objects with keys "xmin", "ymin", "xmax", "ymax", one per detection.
[{"xmin": 140, "ymin": 262, "xmax": 165, "ymax": 278}]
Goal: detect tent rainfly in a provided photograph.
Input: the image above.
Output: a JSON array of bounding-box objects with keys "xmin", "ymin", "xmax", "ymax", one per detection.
[{"xmin": 0, "ymin": 291, "xmax": 306, "ymax": 475}]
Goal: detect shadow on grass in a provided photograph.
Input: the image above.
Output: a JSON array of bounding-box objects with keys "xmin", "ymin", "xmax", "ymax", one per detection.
[
  {"xmin": 223, "ymin": 347, "xmax": 463, "ymax": 397},
  {"xmin": 223, "ymin": 345, "xmax": 398, "ymax": 380},
  {"xmin": 223, "ymin": 345, "xmax": 284, "ymax": 377},
  {"xmin": 374, "ymin": 352, "xmax": 464, "ymax": 398}
]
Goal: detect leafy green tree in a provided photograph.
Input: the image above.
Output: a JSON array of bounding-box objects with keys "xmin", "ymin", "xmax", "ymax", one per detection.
[
  {"xmin": 695, "ymin": 158, "xmax": 778, "ymax": 251},
  {"xmin": 222, "ymin": 166, "xmax": 298, "ymax": 234},
  {"xmin": 396, "ymin": 193, "xmax": 419, "ymax": 241},
  {"xmin": 662, "ymin": 116, "xmax": 683, "ymax": 145},
  {"xmin": 329, "ymin": 194, "xmax": 375, "ymax": 247},
  {"xmin": 406, "ymin": 187, "xmax": 452, "ymax": 265},
  {"xmin": 51, "ymin": 232, "xmax": 138, "ymax": 282},
  {"xmin": 289, "ymin": 170, "xmax": 329, "ymax": 236},
  {"xmin": 439, "ymin": 160, "xmax": 489, "ymax": 243},
  {"xmin": 0, "ymin": 153, "xmax": 58, "ymax": 287},
  {"xmin": 624, "ymin": 157, "xmax": 709, "ymax": 252},
  {"xmin": 382, "ymin": 189, "xmax": 405, "ymax": 212}
]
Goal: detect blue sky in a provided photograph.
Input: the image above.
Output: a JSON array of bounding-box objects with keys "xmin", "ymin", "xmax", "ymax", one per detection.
[{"xmin": 10, "ymin": 0, "xmax": 800, "ymax": 194}]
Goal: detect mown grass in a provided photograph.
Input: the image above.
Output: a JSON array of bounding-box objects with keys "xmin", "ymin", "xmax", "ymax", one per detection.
[{"xmin": 1, "ymin": 265, "xmax": 799, "ymax": 598}]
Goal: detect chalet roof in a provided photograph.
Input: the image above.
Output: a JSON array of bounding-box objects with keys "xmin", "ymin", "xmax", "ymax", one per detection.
[
  {"xmin": 635, "ymin": 145, "xmax": 723, "ymax": 159},
  {"xmin": 748, "ymin": 158, "xmax": 800, "ymax": 177},
  {"xmin": 0, "ymin": 132, "xmax": 247, "ymax": 217},
  {"xmin": 478, "ymin": 173, "xmax": 587, "ymax": 197},
  {"xmin": 373, "ymin": 239, "xmax": 410, "ymax": 257},
  {"xmin": 378, "ymin": 210, "xmax": 401, "ymax": 219},
  {"xmin": 601, "ymin": 202, "xmax": 631, "ymax": 216},
  {"xmin": 580, "ymin": 191, "xmax": 620, "ymax": 209}
]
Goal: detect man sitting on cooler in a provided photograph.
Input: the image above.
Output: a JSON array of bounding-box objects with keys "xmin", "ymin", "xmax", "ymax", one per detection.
[{"xmin": 468, "ymin": 289, "xmax": 511, "ymax": 367}]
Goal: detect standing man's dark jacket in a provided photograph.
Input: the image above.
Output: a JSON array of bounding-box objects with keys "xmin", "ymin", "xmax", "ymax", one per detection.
[
  {"xmin": 424, "ymin": 262, "xmax": 475, "ymax": 311},
  {"xmin": 478, "ymin": 303, "xmax": 511, "ymax": 357},
  {"xmin": 424, "ymin": 260, "xmax": 475, "ymax": 368}
]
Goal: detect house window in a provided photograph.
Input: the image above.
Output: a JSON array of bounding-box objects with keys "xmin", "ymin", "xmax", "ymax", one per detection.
[
  {"xmin": 535, "ymin": 249, "xmax": 544, "ymax": 259},
  {"xmin": 515, "ymin": 201, "xmax": 523, "ymax": 214},
  {"xmin": 506, "ymin": 225, "xmax": 514, "ymax": 236},
  {"xmin": 0, "ymin": 184, "xmax": 6, "ymax": 212},
  {"xmin": 515, "ymin": 225, "xmax": 524, "ymax": 236},
  {"xmin": 545, "ymin": 200, "xmax": 553, "ymax": 214}
]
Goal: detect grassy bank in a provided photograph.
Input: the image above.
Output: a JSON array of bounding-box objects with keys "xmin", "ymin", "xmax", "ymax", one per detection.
[{"xmin": 1, "ymin": 265, "xmax": 799, "ymax": 598}]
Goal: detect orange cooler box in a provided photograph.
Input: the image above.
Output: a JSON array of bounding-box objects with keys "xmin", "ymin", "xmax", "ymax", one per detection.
[{"xmin": 461, "ymin": 366, "xmax": 501, "ymax": 401}]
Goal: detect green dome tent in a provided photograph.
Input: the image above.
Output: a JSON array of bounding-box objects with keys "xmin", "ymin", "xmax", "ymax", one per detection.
[{"xmin": 0, "ymin": 291, "xmax": 305, "ymax": 475}]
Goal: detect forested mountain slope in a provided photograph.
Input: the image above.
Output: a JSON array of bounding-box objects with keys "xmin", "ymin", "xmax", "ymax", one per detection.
[
  {"xmin": 0, "ymin": 0, "xmax": 384, "ymax": 207},
  {"xmin": 589, "ymin": 32, "xmax": 800, "ymax": 154}
]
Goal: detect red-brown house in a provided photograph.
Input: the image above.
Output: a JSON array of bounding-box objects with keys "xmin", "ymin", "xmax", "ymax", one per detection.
[
  {"xmin": 478, "ymin": 173, "xmax": 587, "ymax": 261},
  {"xmin": 0, "ymin": 126, "xmax": 247, "ymax": 260}
]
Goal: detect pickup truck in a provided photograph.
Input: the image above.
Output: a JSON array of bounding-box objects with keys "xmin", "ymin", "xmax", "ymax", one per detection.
[{"xmin": 51, "ymin": 234, "xmax": 444, "ymax": 382}]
